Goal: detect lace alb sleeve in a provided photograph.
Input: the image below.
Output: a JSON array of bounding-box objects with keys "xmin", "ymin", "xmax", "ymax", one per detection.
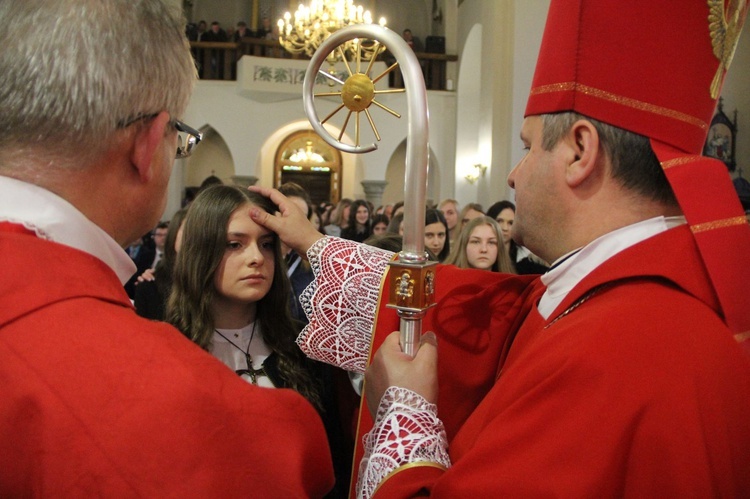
[
  {"xmin": 296, "ymin": 237, "xmax": 394, "ymax": 373},
  {"xmin": 356, "ymin": 387, "xmax": 451, "ymax": 498}
]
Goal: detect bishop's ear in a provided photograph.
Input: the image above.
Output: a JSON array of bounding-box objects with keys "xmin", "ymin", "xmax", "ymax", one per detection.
[
  {"xmin": 565, "ymin": 119, "xmax": 601, "ymax": 188},
  {"xmin": 130, "ymin": 112, "xmax": 171, "ymax": 182}
]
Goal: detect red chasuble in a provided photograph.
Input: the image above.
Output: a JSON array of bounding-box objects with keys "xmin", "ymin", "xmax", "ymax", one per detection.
[
  {"xmin": 355, "ymin": 226, "xmax": 750, "ymax": 497},
  {"xmin": 0, "ymin": 225, "xmax": 334, "ymax": 497}
]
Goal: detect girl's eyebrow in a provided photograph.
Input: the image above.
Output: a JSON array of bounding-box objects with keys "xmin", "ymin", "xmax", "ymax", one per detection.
[{"xmin": 226, "ymin": 229, "xmax": 274, "ymax": 240}]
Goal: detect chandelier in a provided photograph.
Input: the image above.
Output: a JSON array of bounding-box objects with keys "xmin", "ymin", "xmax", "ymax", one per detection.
[
  {"xmin": 289, "ymin": 140, "xmax": 325, "ymax": 164},
  {"xmin": 277, "ymin": 0, "xmax": 386, "ymax": 62}
]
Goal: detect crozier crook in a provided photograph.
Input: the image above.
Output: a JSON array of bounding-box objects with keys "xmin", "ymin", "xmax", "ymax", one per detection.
[{"xmin": 302, "ymin": 25, "xmax": 435, "ymax": 357}]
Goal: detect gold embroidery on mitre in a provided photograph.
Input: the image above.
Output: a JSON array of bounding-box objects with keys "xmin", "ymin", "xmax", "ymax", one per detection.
[
  {"xmin": 735, "ymin": 330, "xmax": 750, "ymax": 343},
  {"xmin": 690, "ymin": 216, "xmax": 748, "ymax": 234},
  {"xmin": 530, "ymin": 82, "xmax": 707, "ymax": 130},
  {"xmin": 660, "ymin": 156, "xmax": 704, "ymax": 170},
  {"xmin": 530, "ymin": 82, "xmax": 578, "ymax": 94},
  {"xmin": 708, "ymin": 0, "xmax": 749, "ymax": 98}
]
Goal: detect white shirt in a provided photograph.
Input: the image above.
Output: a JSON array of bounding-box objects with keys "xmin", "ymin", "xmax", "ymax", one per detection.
[
  {"xmin": 151, "ymin": 249, "xmax": 163, "ymax": 269},
  {"xmin": 538, "ymin": 216, "xmax": 686, "ymax": 319},
  {"xmin": 0, "ymin": 176, "xmax": 136, "ymax": 284},
  {"xmin": 212, "ymin": 322, "xmax": 275, "ymax": 388}
]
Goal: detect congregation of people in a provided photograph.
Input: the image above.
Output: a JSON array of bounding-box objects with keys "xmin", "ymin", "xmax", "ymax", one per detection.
[
  {"xmin": 125, "ymin": 174, "xmax": 550, "ymax": 496},
  {"xmin": 131, "ymin": 182, "xmax": 545, "ymax": 349},
  {"xmin": 289, "ymin": 194, "xmax": 548, "ymax": 272},
  {"xmin": 186, "ymin": 18, "xmax": 276, "ymax": 43}
]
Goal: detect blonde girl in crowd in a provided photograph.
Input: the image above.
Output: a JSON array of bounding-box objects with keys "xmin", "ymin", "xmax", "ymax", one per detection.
[{"xmin": 445, "ymin": 216, "xmax": 515, "ymax": 273}]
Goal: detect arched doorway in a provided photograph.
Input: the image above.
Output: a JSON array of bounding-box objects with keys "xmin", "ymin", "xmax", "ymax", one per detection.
[
  {"xmin": 274, "ymin": 130, "xmax": 343, "ymax": 206},
  {"xmin": 182, "ymin": 125, "xmax": 234, "ymax": 206}
]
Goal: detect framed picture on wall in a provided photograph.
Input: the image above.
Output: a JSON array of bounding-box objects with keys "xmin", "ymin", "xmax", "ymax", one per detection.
[{"xmin": 703, "ymin": 97, "xmax": 737, "ymax": 172}]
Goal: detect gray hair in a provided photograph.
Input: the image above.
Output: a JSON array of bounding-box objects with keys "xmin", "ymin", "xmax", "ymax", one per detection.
[
  {"xmin": 541, "ymin": 113, "xmax": 677, "ymax": 206},
  {"xmin": 0, "ymin": 0, "xmax": 196, "ymax": 163}
]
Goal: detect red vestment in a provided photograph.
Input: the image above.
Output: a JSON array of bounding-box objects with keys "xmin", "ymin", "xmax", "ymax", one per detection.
[
  {"xmin": 357, "ymin": 226, "xmax": 750, "ymax": 497},
  {"xmin": 0, "ymin": 225, "xmax": 334, "ymax": 497}
]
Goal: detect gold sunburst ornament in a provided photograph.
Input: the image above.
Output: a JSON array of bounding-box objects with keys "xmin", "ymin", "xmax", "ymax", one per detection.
[
  {"xmin": 708, "ymin": 0, "xmax": 748, "ymax": 98},
  {"xmin": 313, "ymin": 42, "xmax": 405, "ymax": 147}
]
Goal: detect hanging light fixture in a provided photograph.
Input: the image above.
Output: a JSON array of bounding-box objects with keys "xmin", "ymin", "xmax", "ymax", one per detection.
[
  {"xmin": 289, "ymin": 140, "xmax": 326, "ymax": 164},
  {"xmin": 277, "ymin": 0, "xmax": 386, "ymax": 63}
]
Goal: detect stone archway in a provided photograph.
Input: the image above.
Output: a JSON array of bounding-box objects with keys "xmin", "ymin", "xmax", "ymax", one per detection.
[
  {"xmin": 184, "ymin": 126, "xmax": 235, "ymax": 187},
  {"xmin": 177, "ymin": 125, "xmax": 236, "ymax": 207}
]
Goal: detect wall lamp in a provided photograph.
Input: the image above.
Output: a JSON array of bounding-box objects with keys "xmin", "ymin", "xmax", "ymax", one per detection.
[{"xmin": 465, "ymin": 163, "xmax": 488, "ymax": 184}]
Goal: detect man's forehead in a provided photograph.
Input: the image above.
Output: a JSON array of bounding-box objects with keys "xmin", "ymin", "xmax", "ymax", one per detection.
[{"xmin": 520, "ymin": 116, "xmax": 541, "ymax": 138}]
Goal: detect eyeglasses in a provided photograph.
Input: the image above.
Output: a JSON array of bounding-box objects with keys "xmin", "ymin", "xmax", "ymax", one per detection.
[
  {"xmin": 118, "ymin": 113, "xmax": 202, "ymax": 159},
  {"xmin": 174, "ymin": 120, "xmax": 202, "ymax": 159}
]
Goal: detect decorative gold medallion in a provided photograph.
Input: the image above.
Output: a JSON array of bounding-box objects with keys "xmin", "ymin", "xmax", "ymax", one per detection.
[{"xmin": 314, "ymin": 41, "xmax": 405, "ymax": 147}]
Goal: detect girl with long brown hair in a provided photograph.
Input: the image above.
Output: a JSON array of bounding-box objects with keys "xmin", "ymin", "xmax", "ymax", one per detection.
[{"xmin": 168, "ymin": 185, "xmax": 322, "ymax": 408}]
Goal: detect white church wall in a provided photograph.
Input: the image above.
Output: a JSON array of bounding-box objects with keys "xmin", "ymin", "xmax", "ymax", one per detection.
[{"xmin": 169, "ymin": 68, "xmax": 457, "ymax": 218}]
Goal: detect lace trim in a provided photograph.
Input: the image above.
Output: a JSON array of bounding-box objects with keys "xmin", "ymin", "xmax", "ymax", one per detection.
[
  {"xmin": 356, "ymin": 387, "xmax": 450, "ymax": 498},
  {"xmin": 297, "ymin": 237, "xmax": 394, "ymax": 373}
]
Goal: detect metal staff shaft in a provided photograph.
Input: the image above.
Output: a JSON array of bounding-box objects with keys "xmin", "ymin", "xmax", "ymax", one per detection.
[{"xmin": 302, "ymin": 25, "xmax": 433, "ymax": 357}]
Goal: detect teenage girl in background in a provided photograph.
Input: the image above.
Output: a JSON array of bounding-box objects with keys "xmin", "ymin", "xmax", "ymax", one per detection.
[{"xmin": 445, "ymin": 216, "xmax": 515, "ymax": 273}]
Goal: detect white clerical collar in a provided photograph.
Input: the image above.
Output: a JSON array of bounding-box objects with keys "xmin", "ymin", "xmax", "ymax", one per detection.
[
  {"xmin": 0, "ymin": 176, "xmax": 136, "ymax": 284},
  {"xmin": 538, "ymin": 216, "xmax": 686, "ymax": 319}
]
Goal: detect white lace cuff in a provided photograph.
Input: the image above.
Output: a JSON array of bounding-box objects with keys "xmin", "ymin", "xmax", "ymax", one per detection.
[
  {"xmin": 296, "ymin": 237, "xmax": 394, "ymax": 373},
  {"xmin": 356, "ymin": 387, "xmax": 451, "ymax": 498}
]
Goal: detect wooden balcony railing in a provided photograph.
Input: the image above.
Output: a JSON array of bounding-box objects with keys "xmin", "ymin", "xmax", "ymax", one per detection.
[{"xmin": 190, "ymin": 38, "xmax": 457, "ymax": 91}]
